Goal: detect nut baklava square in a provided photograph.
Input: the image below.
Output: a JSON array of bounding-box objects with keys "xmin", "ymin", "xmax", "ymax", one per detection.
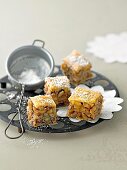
[
  {"xmin": 67, "ymin": 87, "xmax": 103, "ymax": 120},
  {"xmin": 27, "ymin": 95, "xmax": 57, "ymax": 127},
  {"xmin": 44, "ymin": 76, "xmax": 71, "ymax": 105},
  {"xmin": 61, "ymin": 50, "xmax": 93, "ymax": 86}
]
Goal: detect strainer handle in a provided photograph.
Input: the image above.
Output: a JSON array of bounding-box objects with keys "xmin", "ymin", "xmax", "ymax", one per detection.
[
  {"xmin": 4, "ymin": 84, "xmax": 25, "ymax": 139},
  {"xmin": 32, "ymin": 39, "xmax": 45, "ymax": 48}
]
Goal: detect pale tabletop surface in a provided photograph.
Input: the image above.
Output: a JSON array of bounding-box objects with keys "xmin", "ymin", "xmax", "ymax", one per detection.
[{"xmin": 0, "ymin": 0, "xmax": 127, "ymax": 170}]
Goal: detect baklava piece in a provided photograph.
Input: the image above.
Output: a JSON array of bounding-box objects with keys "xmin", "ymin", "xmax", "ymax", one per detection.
[
  {"xmin": 67, "ymin": 87, "xmax": 103, "ymax": 120},
  {"xmin": 44, "ymin": 76, "xmax": 71, "ymax": 105},
  {"xmin": 61, "ymin": 50, "xmax": 93, "ymax": 86},
  {"xmin": 27, "ymin": 95, "xmax": 57, "ymax": 127}
]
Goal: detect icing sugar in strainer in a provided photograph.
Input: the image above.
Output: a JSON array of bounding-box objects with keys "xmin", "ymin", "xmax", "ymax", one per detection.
[{"xmin": 10, "ymin": 55, "xmax": 50, "ymax": 85}]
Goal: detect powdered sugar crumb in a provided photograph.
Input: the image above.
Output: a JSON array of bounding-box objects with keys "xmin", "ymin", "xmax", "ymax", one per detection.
[{"xmin": 21, "ymin": 137, "xmax": 48, "ymax": 149}]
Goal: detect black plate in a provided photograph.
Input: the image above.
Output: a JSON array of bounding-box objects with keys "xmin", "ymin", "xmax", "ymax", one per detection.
[{"xmin": 0, "ymin": 65, "xmax": 119, "ymax": 133}]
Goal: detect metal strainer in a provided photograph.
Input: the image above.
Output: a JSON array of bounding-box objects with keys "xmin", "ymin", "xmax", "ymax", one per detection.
[{"xmin": 6, "ymin": 39, "xmax": 55, "ymax": 91}]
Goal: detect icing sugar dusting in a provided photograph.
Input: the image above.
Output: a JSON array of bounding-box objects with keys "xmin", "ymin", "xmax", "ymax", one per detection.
[
  {"xmin": 67, "ymin": 55, "xmax": 89, "ymax": 66},
  {"xmin": 30, "ymin": 95, "xmax": 55, "ymax": 105},
  {"xmin": 45, "ymin": 76, "xmax": 70, "ymax": 88},
  {"xmin": 5, "ymin": 91, "xmax": 17, "ymax": 100},
  {"xmin": 21, "ymin": 137, "xmax": 48, "ymax": 149}
]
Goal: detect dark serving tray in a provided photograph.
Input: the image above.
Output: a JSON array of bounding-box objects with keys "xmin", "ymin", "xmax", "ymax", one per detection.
[{"xmin": 0, "ymin": 65, "xmax": 119, "ymax": 133}]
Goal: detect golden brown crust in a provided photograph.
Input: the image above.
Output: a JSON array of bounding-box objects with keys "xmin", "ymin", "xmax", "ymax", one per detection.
[
  {"xmin": 71, "ymin": 50, "xmax": 81, "ymax": 56},
  {"xmin": 69, "ymin": 87, "xmax": 102, "ymax": 103},
  {"xmin": 30, "ymin": 95, "xmax": 56, "ymax": 108}
]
